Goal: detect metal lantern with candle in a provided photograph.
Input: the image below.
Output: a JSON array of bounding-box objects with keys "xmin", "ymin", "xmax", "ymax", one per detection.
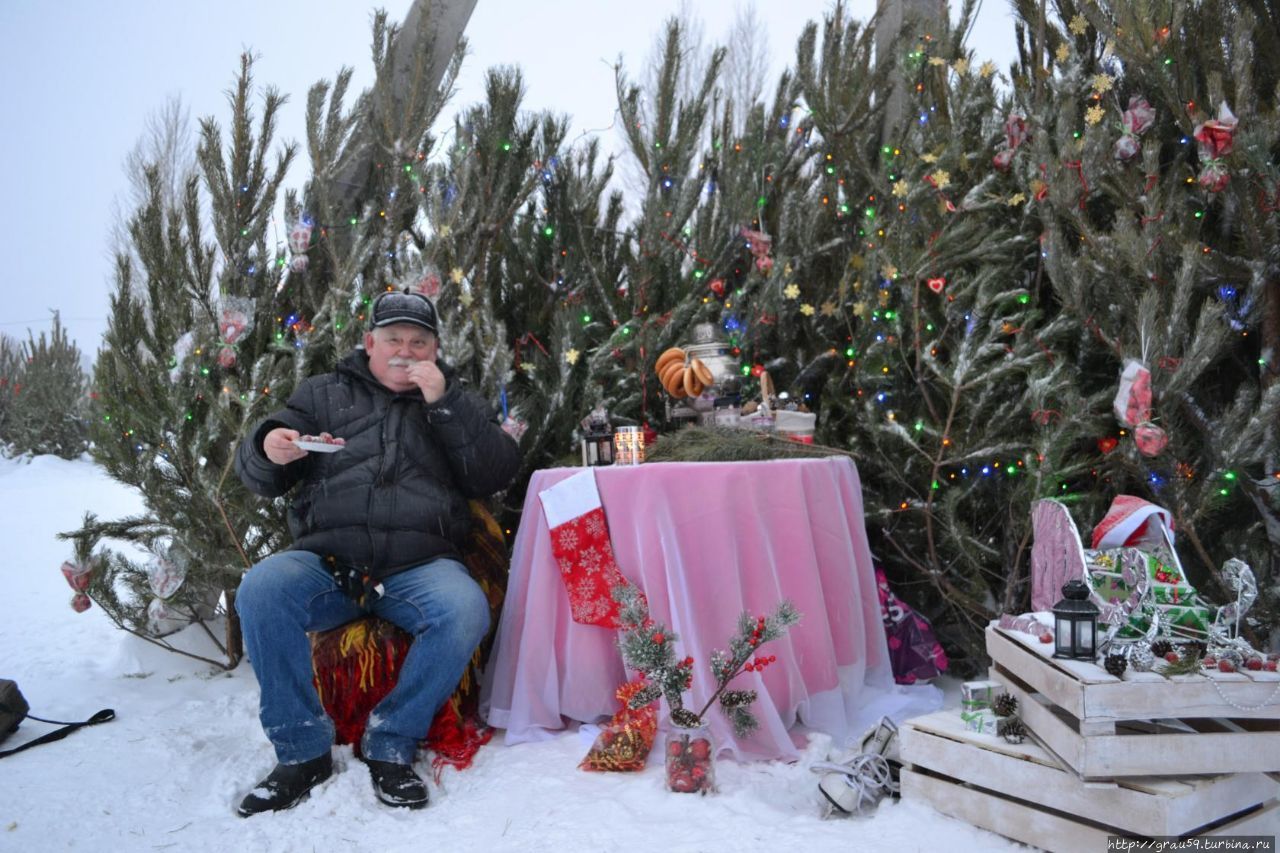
[
  {"xmin": 1052, "ymin": 579, "xmax": 1099, "ymax": 660},
  {"xmin": 580, "ymin": 408, "xmax": 614, "ymax": 466}
]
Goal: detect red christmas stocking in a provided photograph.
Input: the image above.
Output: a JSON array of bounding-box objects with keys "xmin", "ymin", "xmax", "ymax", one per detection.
[{"xmin": 539, "ymin": 469, "xmax": 638, "ymax": 628}]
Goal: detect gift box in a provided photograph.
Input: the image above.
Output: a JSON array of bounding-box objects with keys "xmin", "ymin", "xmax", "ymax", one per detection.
[
  {"xmin": 960, "ymin": 680, "xmax": 1005, "ymax": 709},
  {"xmin": 1085, "ymin": 543, "xmax": 1212, "ymax": 639},
  {"xmin": 959, "ymin": 708, "xmax": 998, "ymax": 735}
]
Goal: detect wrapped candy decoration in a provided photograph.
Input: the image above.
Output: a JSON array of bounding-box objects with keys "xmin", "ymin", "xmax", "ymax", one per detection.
[
  {"xmin": 740, "ymin": 227, "xmax": 774, "ymax": 273},
  {"xmin": 216, "ymin": 297, "xmax": 255, "ymax": 370},
  {"xmin": 288, "ymin": 220, "xmax": 314, "ymax": 273},
  {"xmin": 61, "ymin": 559, "xmax": 92, "ymax": 592},
  {"xmin": 1193, "ymin": 103, "xmax": 1237, "ymax": 193},
  {"xmin": 1113, "ymin": 359, "xmax": 1153, "ymax": 426},
  {"xmin": 1113, "ymin": 96, "xmax": 1156, "ymax": 163},
  {"xmin": 146, "ymin": 597, "xmax": 187, "ymax": 636},
  {"xmin": 992, "ymin": 113, "xmax": 1028, "ymax": 172},
  {"xmin": 1134, "ymin": 422, "xmax": 1169, "ymax": 457},
  {"xmin": 1004, "ymin": 113, "xmax": 1029, "ymax": 149},
  {"xmin": 1194, "ymin": 102, "xmax": 1238, "ymax": 159},
  {"xmin": 1198, "ymin": 160, "xmax": 1231, "ymax": 193},
  {"xmin": 415, "ymin": 265, "xmax": 443, "ymax": 299},
  {"xmin": 148, "ymin": 549, "xmax": 187, "ymax": 600},
  {"xmin": 61, "ymin": 559, "xmax": 93, "ymax": 612}
]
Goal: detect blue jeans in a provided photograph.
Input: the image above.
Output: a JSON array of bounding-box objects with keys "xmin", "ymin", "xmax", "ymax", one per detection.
[{"xmin": 236, "ymin": 550, "xmax": 490, "ymax": 765}]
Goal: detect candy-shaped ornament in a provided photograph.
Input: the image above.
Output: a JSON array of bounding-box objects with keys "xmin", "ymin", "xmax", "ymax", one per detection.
[
  {"xmin": 288, "ymin": 220, "xmax": 314, "ymax": 272},
  {"xmin": 1113, "ymin": 96, "xmax": 1156, "ymax": 163},
  {"xmin": 1193, "ymin": 103, "xmax": 1237, "ymax": 193},
  {"xmin": 216, "ymin": 297, "xmax": 256, "ymax": 370},
  {"xmin": 1134, "ymin": 422, "xmax": 1168, "ymax": 457},
  {"xmin": 1113, "ymin": 359, "xmax": 1153, "ymax": 426},
  {"xmin": 61, "ymin": 559, "xmax": 94, "ymax": 612}
]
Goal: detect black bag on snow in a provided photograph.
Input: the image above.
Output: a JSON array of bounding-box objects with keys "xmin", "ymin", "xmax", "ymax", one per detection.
[{"xmin": 0, "ymin": 678, "xmax": 114, "ymax": 758}]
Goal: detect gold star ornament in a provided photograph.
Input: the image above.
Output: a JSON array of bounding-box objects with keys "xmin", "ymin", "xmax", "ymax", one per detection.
[
  {"xmin": 892, "ymin": 181, "xmax": 911, "ymax": 198},
  {"xmin": 800, "ymin": 303, "xmax": 816, "ymax": 317},
  {"xmin": 979, "ymin": 60, "xmax": 997, "ymax": 78},
  {"xmin": 565, "ymin": 348, "xmax": 580, "ymax": 365},
  {"xmin": 820, "ymin": 301, "xmax": 838, "ymax": 317},
  {"xmin": 450, "ymin": 267, "xmax": 465, "ymax": 284}
]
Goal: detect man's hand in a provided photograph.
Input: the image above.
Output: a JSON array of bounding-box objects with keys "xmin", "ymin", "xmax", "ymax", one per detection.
[
  {"xmin": 406, "ymin": 360, "xmax": 447, "ymax": 404},
  {"xmin": 263, "ymin": 427, "xmax": 308, "ymax": 465}
]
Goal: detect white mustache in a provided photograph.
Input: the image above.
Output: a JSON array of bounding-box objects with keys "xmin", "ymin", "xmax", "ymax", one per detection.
[{"xmin": 387, "ymin": 357, "xmax": 423, "ymax": 368}]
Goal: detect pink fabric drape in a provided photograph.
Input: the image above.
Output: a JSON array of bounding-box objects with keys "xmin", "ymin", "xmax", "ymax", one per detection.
[{"xmin": 480, "ymin": 457, "xmax": 935, "ymax": 761}]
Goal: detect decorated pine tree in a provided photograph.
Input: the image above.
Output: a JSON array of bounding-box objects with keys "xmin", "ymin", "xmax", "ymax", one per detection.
[
  {"xmin": 1007, "ymin": 0, "xmax": 1280, "ymax": 647},
  {"xmin": 59, "ymin": 11, "xmax": 488, "ymax": 666}
]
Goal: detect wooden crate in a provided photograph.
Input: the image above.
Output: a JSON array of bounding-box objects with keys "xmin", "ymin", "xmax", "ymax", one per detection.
[
  {"xmin": 900, "ymin": 710, "xmax": 1280, "ymax": 852},
  {"xmin": 987, "ymin": 624, "xmax": 1280, "ymax": 779}
]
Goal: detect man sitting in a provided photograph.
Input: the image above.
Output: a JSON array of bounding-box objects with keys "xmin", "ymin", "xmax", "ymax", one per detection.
[{"xmin": 233, "ymin": 289, "xmax": 519, "ymax": 815}]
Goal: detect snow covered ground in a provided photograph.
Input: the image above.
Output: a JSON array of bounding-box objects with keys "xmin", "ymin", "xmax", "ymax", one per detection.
[{"xmin": 0, "ymin": 455, "xmax": 1022, "ymax": 852}]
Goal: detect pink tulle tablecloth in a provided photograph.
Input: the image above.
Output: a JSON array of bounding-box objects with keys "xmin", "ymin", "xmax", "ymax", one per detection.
[{"xmin": 481, "ymin": 457, "xmax": 929, "ymax": 760}]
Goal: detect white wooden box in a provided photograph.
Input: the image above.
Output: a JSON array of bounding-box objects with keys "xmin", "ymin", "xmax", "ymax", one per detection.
[
  {"xmin": 987, "ymin": 624, "xmax": 1280, "ymax": 779},
  {"xmin": 900, "ymin": 709, "xmax": 1280, "ymax": 852}
]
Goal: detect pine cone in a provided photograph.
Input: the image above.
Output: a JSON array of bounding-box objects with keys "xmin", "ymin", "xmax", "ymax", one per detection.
[
  {"xmin": 1104, "ymin": 653, "xmax": 1128, "ymax": 677},
  {"xmin": 997, "ymin": 717, "xmax": 1027, "ymax": 745},
  {"xmin": 1149, "ymin": 639, "xmax": 1173, "ymax": 658},
  {"xmin": 992, "ymin": 693, "xmax": 1018, "ymax": 717}
]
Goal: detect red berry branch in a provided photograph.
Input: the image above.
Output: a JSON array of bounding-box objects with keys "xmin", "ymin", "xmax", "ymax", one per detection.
[{"xmin": 612, "ymin": 583, "xmax": 800, "ymax": 735}]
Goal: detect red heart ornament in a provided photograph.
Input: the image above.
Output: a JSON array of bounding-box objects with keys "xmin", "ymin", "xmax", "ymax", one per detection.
[
  {"xmin": 1097, "ymin": 437, "xmax": 1119, "ymax": 454},
  {"xmin": 926, "ymin": 277, "xmax": 946, "ymax": 294}
]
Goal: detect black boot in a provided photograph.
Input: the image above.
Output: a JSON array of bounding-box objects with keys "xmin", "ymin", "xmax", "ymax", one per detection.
[
  {"xmin": 236, "ymin": 752, "xmax": 333, "ymax": 817},
  {"xmin": 365, "ymin": 758, "xmax": 429, "ymax": 809}
]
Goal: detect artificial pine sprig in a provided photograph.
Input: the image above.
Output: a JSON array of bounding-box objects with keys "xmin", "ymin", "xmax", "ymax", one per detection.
[{"xmin": 612, "ymin": 583, "xmax": 800, "ymax": 736}]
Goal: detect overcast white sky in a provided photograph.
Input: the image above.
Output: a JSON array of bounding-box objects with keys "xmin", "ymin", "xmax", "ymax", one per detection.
[{"xmin": 0, "ymin": 1, "xmax": 1018, "ymax": 356}]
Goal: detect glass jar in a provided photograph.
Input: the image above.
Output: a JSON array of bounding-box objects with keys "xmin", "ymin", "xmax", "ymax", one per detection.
[
  {"xmin": 664, "ymin": 720, "xmax": 716, "ymax": 794},
  {"xmin": 614, "ymin": 426, "xmax": 645, "ymax": 465},
  {"xmin": 713, "ymin": 396, "xmax": 740, "ymax": 428}
]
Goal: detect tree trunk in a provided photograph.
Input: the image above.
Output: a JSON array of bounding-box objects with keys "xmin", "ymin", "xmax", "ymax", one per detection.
[
  {"xmin": 876, "ymin": 0, "xmax": 946, "ymax": 145},
  {"xmin": 330, "ymin": 0, "xmax": 477, "ymax": 212}
]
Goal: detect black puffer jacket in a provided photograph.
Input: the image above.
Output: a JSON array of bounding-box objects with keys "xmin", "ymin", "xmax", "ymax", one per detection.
[{"xmin": 235, "ymin": 350, "xmax": 520, "ymax": 581}]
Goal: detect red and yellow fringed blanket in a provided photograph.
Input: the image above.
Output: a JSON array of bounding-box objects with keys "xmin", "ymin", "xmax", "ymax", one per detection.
[{"xmin": 310, "ymin": 500, "xmax": 508, "ymax": 781}]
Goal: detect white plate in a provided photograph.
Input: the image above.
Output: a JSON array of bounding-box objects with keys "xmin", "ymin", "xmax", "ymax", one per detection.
[{"xmin": 294, "ymin": 440, "xmax": 345, "ymax": 453}]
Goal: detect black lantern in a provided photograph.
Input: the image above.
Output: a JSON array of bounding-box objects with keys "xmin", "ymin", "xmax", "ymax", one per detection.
[
  {"xmin": 1052, "ymin": 579, "xmax": 1099, "ymax": 660},
  {"xmin": 581, "ymin": 418, "xmax": 614, "ymax": 466}
]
